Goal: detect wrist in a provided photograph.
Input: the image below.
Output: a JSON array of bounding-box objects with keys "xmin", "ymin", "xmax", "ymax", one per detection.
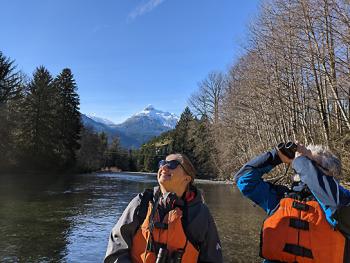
[{"xmin": 269, "ymin": 149, "xmax": 283, "ymax": 166}]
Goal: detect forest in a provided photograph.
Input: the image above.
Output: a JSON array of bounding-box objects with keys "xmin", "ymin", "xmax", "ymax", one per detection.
[
  {"xmin": 1, "ymin": 0, "xmax": 349, "ymax": 182},
  {"xmin": 140, "ymin": 0, "xmax": 350, "ymax": 182}
]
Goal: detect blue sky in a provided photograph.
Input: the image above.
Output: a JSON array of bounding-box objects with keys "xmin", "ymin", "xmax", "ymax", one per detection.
[{"xmin": 1, "ymin": 0, "xmax": 260, "ymax": 123}]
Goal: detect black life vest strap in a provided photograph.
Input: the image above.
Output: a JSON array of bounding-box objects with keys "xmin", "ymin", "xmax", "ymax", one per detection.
[
  {"xmin": 154, "ymin": 222, "xmax": 168, "ymax": 229},
  {"xmin": 136, "ymin": 188, "xmax": 154, "ymax": 226},
  {"xmin": 283, "ymin": 243, "xmax": 313, "ymax": 259},
  {"xmin": 292, "ymin": 201, "xmax": 310, "ymax": 211},
  {"xmin": 285, "ymin": 190, "xmax": 316, "ymax": 202},
  {"xmin": 147, "ymin": 190, "xmax": 161, "ymax": 253},
  {"xmin": 136, "ymin": 188, "xmax": 154, "ymax": 260},
  {"xmin": 138, "ymin": 188, "xmax": 160, "ymax": 260},
  {"xmin": 289, "ymin": 218, "xmax": 309, "ymax": 231},
  {"xmin": 147, "ymin": 241, "xmax": 166, "ymax": 254},
  {"xmin": 181, "ymin": 194, "xmax": 200, "ymax": 251}
]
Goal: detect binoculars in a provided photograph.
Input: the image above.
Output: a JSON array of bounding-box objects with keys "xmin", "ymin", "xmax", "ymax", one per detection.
[
  {"xmin": 156, "ymin": 247, "xmax": 184, "ymax": 263},
  {"xmin": 277, "ymin": 142, "xmax": 297, "ymax": 159}
]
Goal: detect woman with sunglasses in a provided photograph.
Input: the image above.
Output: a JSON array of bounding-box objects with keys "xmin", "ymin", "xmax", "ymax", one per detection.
[{"xmin": 104, "ymin": 153, "xmax": 223, "ymax": 263}]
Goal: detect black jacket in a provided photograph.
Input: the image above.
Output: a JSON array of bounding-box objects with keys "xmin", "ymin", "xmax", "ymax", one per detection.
[{"xmin": 104, "ymin": 186, "xmax": 223, "ymax": 263}]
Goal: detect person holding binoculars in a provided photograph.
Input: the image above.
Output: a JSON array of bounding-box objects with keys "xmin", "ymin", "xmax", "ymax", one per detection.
[
  {"xmin": 105, "ymin": 153, "xmax": 223, "ymax": 263},
  {"xmin": 234, "ymin": 142, "xmax": 350, "ymax": 263}
]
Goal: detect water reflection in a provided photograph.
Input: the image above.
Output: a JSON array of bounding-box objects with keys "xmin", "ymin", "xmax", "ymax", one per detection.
[
  {"xmin": 199, "ymin": 184, "xmax": 265, "ymax": 262},
  {"xmin": 0, "ymin": 172, "xmax": 265, "ymax": 263},
  {"xmin": 0, "ymin": 174, "xmax": 76, "ymax": 262}
]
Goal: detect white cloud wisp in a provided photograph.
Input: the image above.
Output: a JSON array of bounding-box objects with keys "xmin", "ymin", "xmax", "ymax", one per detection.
[{"xmin": 128, "ymin": 0, "xmax": 166, "ymax": 20}]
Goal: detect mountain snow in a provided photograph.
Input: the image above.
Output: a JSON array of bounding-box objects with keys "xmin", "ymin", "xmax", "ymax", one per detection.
[
  {"xmin": 86, "ymin": 114, "xmax": 116, "ymax": 126},
  {"xmin": 82, "ymin": 105, "xmax": 179, "ymax": 148},
  {"xmin": 132, "ymin": 105, "xmax": 179, "ymax": 128}
]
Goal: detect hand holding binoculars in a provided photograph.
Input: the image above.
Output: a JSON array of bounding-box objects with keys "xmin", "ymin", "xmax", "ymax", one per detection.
[{"xmin": 277, "ymin": 142, "xmax": 297, "ymax": 159}]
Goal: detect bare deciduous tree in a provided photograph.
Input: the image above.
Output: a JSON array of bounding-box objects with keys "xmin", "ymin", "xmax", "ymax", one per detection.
[{"xmin": 197, "ymin": 0, "xmax": 350, "ymax": 180}]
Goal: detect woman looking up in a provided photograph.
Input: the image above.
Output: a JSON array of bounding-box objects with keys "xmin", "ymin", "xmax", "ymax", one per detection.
[{"xmin": 104, "ymin": 153, "xmax": 223, "ymax": 263}]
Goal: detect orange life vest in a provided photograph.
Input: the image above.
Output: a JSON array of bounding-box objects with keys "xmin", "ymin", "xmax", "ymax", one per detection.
[
  {"xmin": 261, "ymin": 195, "xmax": 346, "ymax": 263},
  {"xmin": 130, "ymin": 202, "xmax": 199, "ymax": 263}
]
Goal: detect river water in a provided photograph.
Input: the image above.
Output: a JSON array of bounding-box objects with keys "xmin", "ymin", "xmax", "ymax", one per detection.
[{"xmin": 0, "ymin": 172, "xmax": 266, "ymax": 263}]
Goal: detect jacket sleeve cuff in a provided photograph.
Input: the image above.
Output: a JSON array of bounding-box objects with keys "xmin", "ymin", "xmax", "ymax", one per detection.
[
  {"xmin": 244, "ymin": 149, "xmax": 282, "ymax": 168},
  {"xmin": 269, "ymin": 148, "xmax": 282, "ymax": 166},
  {"xmin": 292, "ymin": 156, "xmax": 312, "ymax": 180}
]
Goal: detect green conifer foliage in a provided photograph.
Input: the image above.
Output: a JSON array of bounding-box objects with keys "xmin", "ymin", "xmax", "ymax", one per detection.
[
  {"xmin": 172, "ymin": 107, "xmax": 195, "ymax": 157},
  {"xmin": 135, "ymin": 109, "xmax": 220, "ymax": 178},
  {"xmin": 191, "ymin": 115, "xmax": 217, "ymax": 178},
  {"xmin": 127, "ymin": 149, "xmax": 137, "ymax": 172},
  {"xmin": 19, "ymin": 66, "xmax": 58, "ymax": 169},
  {"xmin": 0, "ymin": 52, "xmax": 22, "ymax": 168},
  {"xmin": 76, "ymin": 127, "xmax": 106, "ymax": 172},
  {"xmin": 0, "ymin": 52, "xmax": 22, "ymax": 104},
  {"xmin": 54, "ymin": 68, "xmax": 82, "ymax": 169}
]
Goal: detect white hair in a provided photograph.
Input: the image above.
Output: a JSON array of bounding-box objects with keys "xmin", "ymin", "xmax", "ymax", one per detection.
[{"xmin": 306, "ymin": 145, "xmax": 342, "ymax": 179}]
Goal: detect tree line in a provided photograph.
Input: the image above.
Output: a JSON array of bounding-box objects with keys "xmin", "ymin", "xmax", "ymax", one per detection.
[
  {"xmin": 0, "ymin": 51, "xmax": 134, "ymax": 173},
  {"xmin": 138, "ymin": 0, "xmax": 350, "ymax": 182},
  {"xmin": 180, "ymin": 0, "xmax": 350, "ymax": 181},
  {"xmin": 0, "ymin": 50, "xmax": 217, "ymax": 177},
  {"xmin": 3, "ymin": 0, "xmax": 350, "ymax": 181},
  {"xmin": 134, "ymin": 107, "xmax": 217, "ymax": 179}
]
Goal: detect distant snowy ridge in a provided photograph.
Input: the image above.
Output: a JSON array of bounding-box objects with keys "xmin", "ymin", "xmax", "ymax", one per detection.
[
  {"xmin": 86, "ymin": 114, "xmax": 116, "ymax": 126},
  {"xmin": 82, "ymin": 105, "xmax": 179, "ymax": 148},
  {"xmin": 132, "ymin": 104, "xmax": 179, "ymax": 128}
]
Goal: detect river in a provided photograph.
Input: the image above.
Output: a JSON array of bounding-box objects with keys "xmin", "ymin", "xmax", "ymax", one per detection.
[{"xmin": 0, "ymin": 172, "xmax": 266, "ymax": 263}]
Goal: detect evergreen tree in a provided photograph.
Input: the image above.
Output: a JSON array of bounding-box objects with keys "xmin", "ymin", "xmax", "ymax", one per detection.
[
  {"xmin": 0, "ymin": 52, "xmax": 22, "ymax": 104},
  {"xmin": 135, "ymin": 129, "xmax": 175, "ymax": 172},
  {"xmin": 0, "ymin": 52, "xmax": 23, "ymax": 169},
  {"xmin": 191, "ymin": 115, "xmax": 217, "ymax": 178},
  {"xmin": 127, "ymin": 149, "xmax": 137, "ymax": 172},
  {"xmin": 19, "ymin": 66, "xmax": 58, "ymax": 169},
  {"xmin": 54, "ymin": 68, "xmax": 81, "ymax": 169},
  {"xmin": 106, "ymin": 137, "xmax": 121, "ymax": 169},
  {"xmin": 76, "ymin": 127, "xmax": 105, "ymax": 172},
  {"xmin": 135, "ymin": 109, "xmax": 218, "ymax": 178},
  {"xmin": 172, "ymin": 107, "xmax": 196, "ymax": 159},
  {"xmin": 99, "ymin": 132, "xmax": 108, "ymax": 168},
  {"xmin": 115, "ymin": 148, "xmax": 129, "ymax": 171},
  {"xmin": 142, "ymin": 143, "xmax": 159, "ymax": 172}
]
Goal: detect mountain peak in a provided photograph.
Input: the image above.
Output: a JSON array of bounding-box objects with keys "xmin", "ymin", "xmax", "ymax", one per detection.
[
  {"xmin": 144, "ymin": 104, "xmax": 155, "ymax": 111},
  {"xmin": 130, "ymin": 105, "xmax": 179, "ymax": 129},
  {"xmin": 82, "ymin": 106, "xmax": 179, "ymax": 148}
]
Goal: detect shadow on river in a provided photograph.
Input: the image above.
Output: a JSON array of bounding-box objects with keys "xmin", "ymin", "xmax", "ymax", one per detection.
[{"xmin": 0, "ymin": 172, "xmax": 266, "ymax": 263}]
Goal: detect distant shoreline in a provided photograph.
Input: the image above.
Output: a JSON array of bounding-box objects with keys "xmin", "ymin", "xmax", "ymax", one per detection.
[
  {"xmin": 100, "ymin": 171, "xmax": 350, "ymax": 188},
  {"xmin": 99, "ymin": 171, "xmax": 231, "ymax": 185}
]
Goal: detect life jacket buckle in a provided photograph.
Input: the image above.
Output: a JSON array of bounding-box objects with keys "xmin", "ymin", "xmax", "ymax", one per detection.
[
  {"xmin": 292, "ymin": 201, "xmax": 309, "ymax": 211},
  {"xmin": 154, "ymin": 222, "xmax": 168, "ymax": 229},
  {"xmin": 283, "ymin": 243, "xmax": 313, "ymax": 259},
  {"xmin": 289, "ymin": 218, "xmax": 309, "ymax": 231}
]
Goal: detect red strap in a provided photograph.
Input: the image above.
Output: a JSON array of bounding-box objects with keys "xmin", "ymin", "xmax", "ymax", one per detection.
[{"xmin": 185, "ymin": 191, "xmax": 195, "ymax": 202}]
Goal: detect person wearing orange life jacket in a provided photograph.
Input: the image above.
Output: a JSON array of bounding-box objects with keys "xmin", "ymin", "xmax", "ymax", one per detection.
[
  {"xmin": 104, "ymin": 153, "xmax": 223, "ymax": 263},
  {"xmin": 234, "ymin": 142, "xmax": 350, "ymax": 263}
]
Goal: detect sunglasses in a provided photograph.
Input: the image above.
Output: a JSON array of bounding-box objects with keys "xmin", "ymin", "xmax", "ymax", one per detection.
[
  {"xmin": 158, "ymin": 160, "xmax": 182, "ymax": 170},
  {"xmin": 158, "ymin": 160, "xmax": 192, "ymax": 179}
]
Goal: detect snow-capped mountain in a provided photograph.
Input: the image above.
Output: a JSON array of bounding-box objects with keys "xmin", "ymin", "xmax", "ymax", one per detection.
[
  {"xmin": 132, "ymin": 105, "xmax": 178, "ymax": 129},
  {"xmin": 86, "ymin": 114, "xmax": 116, "ymax": 126},
  {"xmin": 81, "ymin": 105, "xmax": 179, "ymax": 148}
]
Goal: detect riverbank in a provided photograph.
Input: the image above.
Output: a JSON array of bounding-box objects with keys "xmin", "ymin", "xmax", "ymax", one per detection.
[
  {"xmin": 100, "ymin": 171, "xmax": 232, "ymax": 185},
  {"xmin": 102, "ymin": 171, "xmax": 350, "ymax": 188}
]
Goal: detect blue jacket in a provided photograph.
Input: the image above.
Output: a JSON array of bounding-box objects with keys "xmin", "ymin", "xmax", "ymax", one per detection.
[{"xmin": 234, "ymin": 149, "xmax": 350, "ymax": 263}]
